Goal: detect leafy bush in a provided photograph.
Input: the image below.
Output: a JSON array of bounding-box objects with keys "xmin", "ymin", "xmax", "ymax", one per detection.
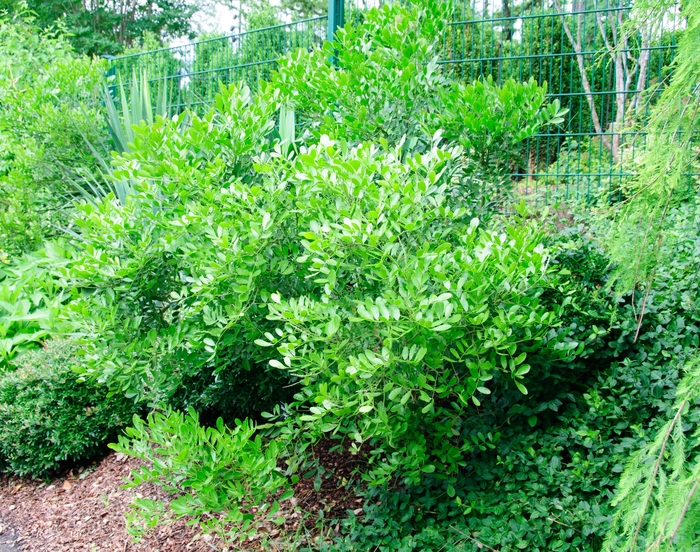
[
  {"xmin": 66, "ymin": 84, "xmax": 287, "ymax": 413},
  {"xmin": 110, "ymin": 408, "xmax": 291, "ymax": 544},
  {"xmin": 0, "ymin": 9, "xmax": 106, "ymax": 259},
  {"xmin": 8, "ymin": 0, "xmax": 605, "ymax": 544},
  {"xmin": 48, "ymin": 3, "xmax": 580, "ymax": 542},
  {"xmin": 0, "ymin": 339, "xmax": 136, "ymax": 477}
]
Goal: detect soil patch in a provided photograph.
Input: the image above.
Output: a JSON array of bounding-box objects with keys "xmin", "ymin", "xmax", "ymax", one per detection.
[
  {"xmin": 0, "ymin": 442, "xmax": 365, "ymax": 551},
  {"xmin": 0, "ymin": 518, "xmax": 21, "ymax": 552},
  {"xmin": 0, "ymin": 453, "xmax": 215, "ymax": 551}
]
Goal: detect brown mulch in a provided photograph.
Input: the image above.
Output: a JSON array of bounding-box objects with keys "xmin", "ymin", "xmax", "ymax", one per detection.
[
  {"xmin": 0, "ymin": 453, "xmax": 223, "ymax": 552},
  {"xmin": 293, "ymin": 439, "xmax": 366, "ymax": 522},
  {"xmin": 0, "ymin": 441, "xmax": 366, "ymax": 552}
]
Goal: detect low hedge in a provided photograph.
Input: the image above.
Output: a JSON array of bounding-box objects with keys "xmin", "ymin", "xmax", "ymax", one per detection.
[{"xmin": 0, "ymin": 340, "xmax": 136, "ymax": 478}]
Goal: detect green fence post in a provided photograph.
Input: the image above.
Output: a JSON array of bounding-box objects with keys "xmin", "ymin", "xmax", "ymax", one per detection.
[
  {"xmin": 102, "ymin": 55, "xmax": 117, "ymax": 100},
  {"xmin": 328, "ymin": 0, "xmax": 345, "ymax": 42}
]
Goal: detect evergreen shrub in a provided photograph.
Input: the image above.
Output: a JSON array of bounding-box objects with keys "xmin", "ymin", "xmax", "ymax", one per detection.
[{"xmin": 0, "ymin": 340, "xmax": 136, "ymax": 477}]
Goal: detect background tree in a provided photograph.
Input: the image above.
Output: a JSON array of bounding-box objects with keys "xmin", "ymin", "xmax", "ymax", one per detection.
[
  {"xmin": 280, "ymin": 0, "xmax": 325, "ymax": 19},
  {"xmin": 0, "ymin": 0, "xmax": 199, "ymax": 56},
  {"xmin": 552, "ymin": 0, "xmax": 663, "ymax": 161}
]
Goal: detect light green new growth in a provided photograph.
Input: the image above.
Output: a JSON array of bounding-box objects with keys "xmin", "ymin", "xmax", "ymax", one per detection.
[{"xmin": 607, "ymin": 0, "xmax": 700, "ymax": 298}]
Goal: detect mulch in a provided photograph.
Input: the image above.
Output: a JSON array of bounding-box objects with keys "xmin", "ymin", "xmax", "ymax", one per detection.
[
  {"xmin": 0, "ymin": 440, "xmax": 365, "ymax": 552},
  {"xmin": 293, "ymin": 439, "xmax": 366, "ymax": 521},
  {"xmin": 0, "ymin": 519, "xmax": 21, "ymax": 552},
  {"xmin": 0, "ymin": 453, "xmax": 220, "ymax": 551}
]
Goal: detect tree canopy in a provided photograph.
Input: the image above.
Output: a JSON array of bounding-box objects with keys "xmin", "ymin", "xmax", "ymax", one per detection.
[{"xmin": 0, "ymin": 0, "xmax": 198, "ymax": 56}]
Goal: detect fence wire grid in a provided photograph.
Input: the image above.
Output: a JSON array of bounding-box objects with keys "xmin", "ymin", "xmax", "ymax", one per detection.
[{"xmin": 108, "ymin": 0, "xmax": 688, "ymax": 204}]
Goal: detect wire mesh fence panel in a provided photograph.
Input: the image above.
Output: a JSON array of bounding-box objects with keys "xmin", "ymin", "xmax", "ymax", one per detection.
[
  {"xmin": 107, "ymin": 0, "xmax": 688, "ymax": 204},
  {"xmin": 343, "ymin": 0, "xmax": 387, "ymax": 27},
  {"xmin": 110, "ymin": 17, "xmax": 327, "ymax": 113},
  {"xmin": 442, "ymin": 0, "xmax": 682, "ymax": 203}
]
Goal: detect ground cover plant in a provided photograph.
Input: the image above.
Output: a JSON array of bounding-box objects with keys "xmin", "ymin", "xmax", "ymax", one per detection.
[{"xmin": 0, "ymin": 0, "xmax": 699, "ymax": 550}]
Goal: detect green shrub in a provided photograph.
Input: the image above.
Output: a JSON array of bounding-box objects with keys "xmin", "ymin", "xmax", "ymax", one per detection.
[
  {"xmin": 57, "ymin": 0, "xmax": 573, "ymax": 541},
  {"xmin": 110, "ymin": 408, "xmax": 291, "ymax": 544},
  {"xmin": 0, "ymin": 10, "xmax": 107, "ymax": 259},
  {"xmin": 0, "ymin": 339, "xmax": 137, "ymax": 477}
]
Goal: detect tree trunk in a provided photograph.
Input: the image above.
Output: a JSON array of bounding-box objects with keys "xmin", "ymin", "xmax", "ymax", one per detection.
[{"xmin": 554, "ymin": 0, "xmax": 653, "ymax": 163}]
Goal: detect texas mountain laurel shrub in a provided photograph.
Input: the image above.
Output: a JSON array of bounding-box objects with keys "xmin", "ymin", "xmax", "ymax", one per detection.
[
  {"xmin": 0, "ymin": 340, "xmax": 136, "ymax": 477},
  {"xmin": 61, "ymin": 0, "xmax": 576, "ymax": 540},
  {"xmin": 66, "ymin": 83, "xmax": 575, "ymax": 491}
]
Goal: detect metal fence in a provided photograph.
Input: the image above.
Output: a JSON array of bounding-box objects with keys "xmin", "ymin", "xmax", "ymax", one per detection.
[
  {"xmin": 440, "ymin": 0, "xmax": 684, "ymax": 202},
  {"xmin": 108, "ymin": 0, "xmax": 686, "ymax": 203},
  {"xmin": 108, "ymin": 16, "xmax": 328, "ymax": 111}
]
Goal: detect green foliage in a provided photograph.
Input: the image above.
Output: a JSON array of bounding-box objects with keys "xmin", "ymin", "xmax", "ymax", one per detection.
[
  {"xmin": 66, "ymin": 71, "xmax": 172, "ymax": 207},
  {"xmin": 0, "ymin": 340, "xmax": 136, "ymax": 478},
  {"xmin": 279, "ymin": 0, "xmax": 325, "ymax": 20},
  {"xmin": 5, "ymin": 2, "xmax": 693, "ymax": 549},
  {"xmin": 313, "ymin": 199, "xmax": 699, "ymax": 551},
  {"xmin": 602, "ymin": 199, "xmax": 700, "ymax": 551},
  {"xmin": 0, "ymin": 0, "xmax": 197, "ymax": 56},
  {"xmin": 111, "ymin": 408, "xmax": 290, "ymax": 544},
  {"xmin": 189, "ymin": 32, "xmax": 237, "ymax": 105},
  {"xmin": 466, "ymin": 200, "xmax": 700, "ymax": 551},
  {"xmin": 438, "ymin": 76, "xmax": 567, "ymax": 207},
  {"xmin": 0, "ymin": 9, "xmax": 106, "ymax": 259},
  {"xmin": 545, "ymin": 137, "xmax": 618, "ymax": 194},
  {"xmin": 273, "ymin": 2, "xmax": 565, "ymax": 209},
  {"xmin": 0, "ymin": 242, "xmax": 73, "ymax": 367},
  {"xmin": 246, "ymin": 2, "xmax": 281, "ymax": 30},
  {"xmin": 603, "ymin": 357, "xmax": 700, "ymax": 552},
  {"xmin": 66, "ymin": 84, "xmax": 284, "ymax": 409}
]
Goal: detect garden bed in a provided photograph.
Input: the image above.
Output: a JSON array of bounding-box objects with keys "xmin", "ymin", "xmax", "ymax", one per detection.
[
  {"xmin": 0, "ymin": 453, "xmax": 213, "ymax": 551},
  {"xmin": 0, "ymin": 442, "xmax": 364, "ymax": 552}
]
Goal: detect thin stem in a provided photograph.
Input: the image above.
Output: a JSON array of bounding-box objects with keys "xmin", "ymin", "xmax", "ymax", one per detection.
[
  {"xmin": 631, "ymin": 402, "xmax": 687, "ymax": 551},
  {"xmin": 667, "ymin": 480, "xmax": 699, "ymax": 543}
]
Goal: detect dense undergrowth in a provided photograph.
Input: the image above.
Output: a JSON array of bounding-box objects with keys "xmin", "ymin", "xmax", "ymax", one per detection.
[{"xmin": 0, "ymin": 0, "xmax": 699, "ymax": 550}]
